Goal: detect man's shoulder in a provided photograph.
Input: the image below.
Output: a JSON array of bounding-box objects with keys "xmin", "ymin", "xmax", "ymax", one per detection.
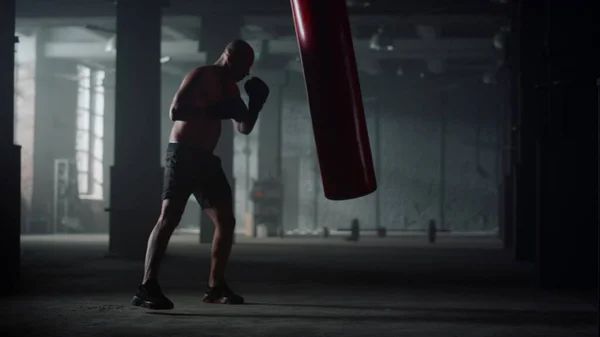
[
  {"xmin": 196, "ymin": 65, "xmax": 220, "ymax": 72},
  {"xmin": 189, "ymin": 65, "xmax": 229, "ymax": 82},
  {"xmin": 187, "ymin": 65, "xmax": 217, "ymax": 77}
]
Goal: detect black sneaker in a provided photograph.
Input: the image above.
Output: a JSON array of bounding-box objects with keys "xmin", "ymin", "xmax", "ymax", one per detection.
[
  {"xmin": 131, "ymin": 281, "xmax": 174, "ymax": 310},
  {"xmin": 202, "ymin": 283, "xmax": 244, "ymax": 305}
]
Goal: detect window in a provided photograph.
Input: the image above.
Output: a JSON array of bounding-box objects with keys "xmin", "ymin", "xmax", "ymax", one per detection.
[{"xmin": 75, "ymin": 65, "xmax": 105, "ymax": 200}]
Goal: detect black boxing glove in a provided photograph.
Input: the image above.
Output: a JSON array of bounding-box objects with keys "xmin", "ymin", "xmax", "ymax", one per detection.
[{"xmin": 244, "ymin": 77, "xmax": 270, "ymax": 105}]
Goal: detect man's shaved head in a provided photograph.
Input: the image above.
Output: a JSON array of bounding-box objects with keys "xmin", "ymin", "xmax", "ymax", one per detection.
[
  {"xmin": 218, "ymin": 39, "xmax": 255, "ymax": 82},
  {"xmin": 225, "ymin": 40, "xmax": 255, "ymax": 61}
]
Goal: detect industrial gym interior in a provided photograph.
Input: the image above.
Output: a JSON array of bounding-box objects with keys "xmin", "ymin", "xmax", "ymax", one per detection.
[{"xmin": 0, "ymin": 0, "xmax": 598, "ymax": 336}]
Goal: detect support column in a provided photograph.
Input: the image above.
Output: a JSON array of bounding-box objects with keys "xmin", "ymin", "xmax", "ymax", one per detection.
[
  {"xmin": 256, "ymin": 71, "xmax": 286, "ymax": 181},
  {"xmin": 108, "ymin": 0, "xmax": 164, "ymax": 258},
  {"xmin": 281, "ymin": 156, "xmax": 300, "ymax": 231},
  {"xmin": 254, "ymin": 70, "xmax": 287, "ymax": 236},
  {"xmin": 374, "ymin": 77, "xmax": 383, "ymax": 229},
  {"xmin": 31, "ymin": 29, "xmax": 53, "ymax": 231},
  {"xmin": 536, "ymin": 0, "xmax": 599, "ymax": 289},
  {"xmin": 439, "ymin": 90, "xmax": 447, "ymax": 231},
  {"xmin": 199, "ymin": 15, "xmax": 243, "ymax": 244},
  {"xmin": 0, "ymin": 0, "xmax": 21, "ymax": 294},
  {"xmin": 500, "ymin": 16, "xmax": 519, "ymax": 249},
  {"xmin": 498, "ymin": 66, "xmax": 513, "ymax": 248},
  {"xmin": 375, "ymin": 72, "xmax": 397, "ymax": 229},
  {"xmin": 513, "ymin": 0, "xmax": 544, "ymax": 262}
]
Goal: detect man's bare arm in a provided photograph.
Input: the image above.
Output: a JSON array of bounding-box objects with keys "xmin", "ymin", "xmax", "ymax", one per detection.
[
  {"xmin": 233, "ymin": 77, "xmax": 269, "ymax": 135},
  {"xmin": 169, "ymin": 68, "xmax": 249, "ymax": 121},
  {"xmin": 232, "ymin": 101, "xmax": 263, "ymax": 135}
]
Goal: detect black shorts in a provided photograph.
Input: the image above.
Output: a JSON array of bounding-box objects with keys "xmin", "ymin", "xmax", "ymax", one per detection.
[{"xmin": 162, "ymin": 142, "xmax": 232, "ymax": 209}]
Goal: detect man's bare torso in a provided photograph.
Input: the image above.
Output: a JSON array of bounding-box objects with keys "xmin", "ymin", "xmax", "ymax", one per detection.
[{"xmin": 169, "ymin": 65, "xmax": 239, "ymax": 152}]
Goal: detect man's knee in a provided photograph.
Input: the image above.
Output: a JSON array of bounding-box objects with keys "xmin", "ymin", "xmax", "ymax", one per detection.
[
  {"xmin": 216, "ymin": 213, "xmax": 236, "ymax": 232},
  {"xmin": 158, "ymin": 199, "xmax": 186, "ymax": 228}
]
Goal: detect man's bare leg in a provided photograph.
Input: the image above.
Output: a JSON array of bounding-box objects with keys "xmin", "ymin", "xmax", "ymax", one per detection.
[
  {"xmin": 132, "ymin": 198, "xmax": 186, "ymax": 310},
  {"xmin": 201, "ymin": 202, "xmax": 244, "ymax": 304},
  {"xmin": 143, "ymin": 199, "xmax": 187, "ymax": 284},
  {"xmin": 204, "ymin": 205, "xmax": 236, "ymax": 287}
]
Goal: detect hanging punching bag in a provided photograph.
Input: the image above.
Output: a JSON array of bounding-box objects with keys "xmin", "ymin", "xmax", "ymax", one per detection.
[{"xmin": 290, "ymin": 0, "xmax": 377, "ymax": 200}]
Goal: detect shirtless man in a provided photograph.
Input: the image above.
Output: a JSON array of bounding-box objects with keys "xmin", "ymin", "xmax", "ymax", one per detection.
[{"xmin": 131, "ymin": 40, "xmax": 269, "ymax": 309}]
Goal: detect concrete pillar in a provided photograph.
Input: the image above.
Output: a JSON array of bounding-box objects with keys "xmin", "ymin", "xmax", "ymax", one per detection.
[
  {"xmin": 108, "ymin": 0, "xmax": 164, "ymax": 258},
  {"xmin": 513, "ymin": 0, "xmax": 545, "ymax": 262},
  {"xmin": 373, "ymin": 74, "xmax": 390, "ymax": 229},
  {"xmin": 0, "ymin": 0, "xmax": 21, "ymax": 294},
  {"xmin": 32, "ymin": 49, "xmax": 79, "ymax": 233},
  {"xmin": 31, "ymin": 29, "xmax": 53, "ymax": 230},
  {"xmin": 498, "ymin": 5, "xmax": 521, "ymax": 249},
  {"xmin": 497, "ymin": 66, "xmax": 513, "ymax": 248},
  {"xmin": 500, "ymin": 50, "xmax": 517, "ymax": 249},
  {"xmin": 535, "ymin": 0, "xmax": 599, "ymax": 289},
  {"xmin": 252, "ymin": 70, "xmax": 287, "ymax": 235},
  {"xmin": 256, "ymin": 71, "xmax": 287, "ymax": 181},
  {"xmin": 13, "ymin": 33, "xmax": 36, "ymax": 234},
  {"xmin": 281, "ymin": 156, "xmax": 300, "ymax": 231},
  {"xmin": 199, "ymin": 15, "xmax": 243, "ymax": 244},
  {"xmin": 103, "ymin": 73, "xmax": 115, "ymax": 215}
]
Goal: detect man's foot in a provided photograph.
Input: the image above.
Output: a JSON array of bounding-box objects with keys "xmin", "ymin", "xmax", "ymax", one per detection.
[
  {"xmin": 131, "ymin": 280, "xmax": 174, "ymax": 310},
  {"xmin": 202, "ymin": 283, "xmax": 244, "ymax": 304}
]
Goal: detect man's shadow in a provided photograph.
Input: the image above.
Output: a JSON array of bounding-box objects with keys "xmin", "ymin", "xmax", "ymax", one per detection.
[{"xmin": 145, "ymin": 302, "xmax": 597, "ymax": 327}]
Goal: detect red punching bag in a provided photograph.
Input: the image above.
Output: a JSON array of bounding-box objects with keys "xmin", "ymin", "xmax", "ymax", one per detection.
[{"xmin": 291, "ymin": 0, "xmax": 377, "ymax": 200}]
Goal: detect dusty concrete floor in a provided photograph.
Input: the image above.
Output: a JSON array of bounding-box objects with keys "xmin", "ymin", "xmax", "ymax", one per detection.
[{"xmin": 1, "ymin": 234, "xmax": 597, "ymax": 337}]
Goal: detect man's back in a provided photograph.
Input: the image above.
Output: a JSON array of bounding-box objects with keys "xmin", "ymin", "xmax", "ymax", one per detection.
[{"xmin": 168, "ymin": 65, "xmax": 240, "ymax": 152}]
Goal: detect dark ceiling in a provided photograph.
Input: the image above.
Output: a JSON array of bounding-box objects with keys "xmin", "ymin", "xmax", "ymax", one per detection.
[
  {"xmin": 16, "ymin": 0, "xmax": 508, "ymax": 18},
  {"xmin": 14, "ymin": 0, "xmax": 509, "ymax": 77}
]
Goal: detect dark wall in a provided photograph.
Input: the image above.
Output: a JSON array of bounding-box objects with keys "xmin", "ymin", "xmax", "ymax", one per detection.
[
  {"xmin": 29, "ymin": 61, "xmax": 504, "ymax": 234},
  {"xmin": 281, "ymin": 73, "xmax": 505, "ymax": 231}
]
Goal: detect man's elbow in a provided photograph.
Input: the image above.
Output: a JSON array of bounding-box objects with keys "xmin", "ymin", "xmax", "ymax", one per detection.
[
  {"xmin": 169, "ymin": 107, "xmax": 177, "ymax": 121},
  {"xmin": 237, "ymin": 124, "xmax": 254, "ymax": 135},
  {"xmin": 169, "ymin": 108, "xmax": 184, "ymax": 121},
  {"xmin": 238, "ymin": 128, "xmax": 252, "ymax": 135}
]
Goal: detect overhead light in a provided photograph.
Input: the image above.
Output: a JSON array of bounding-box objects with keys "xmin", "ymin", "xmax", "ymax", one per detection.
[
  {"xmin": 482, "ymin": 71, "xmax": 497, "ymax": 84},
  {"xmin": 493, "ymin": 26, "xmax": 510, "ymax": 50},
  {"xmin": 160, "ymin": 56, "xmax": 171, "ymax": 64},
  {"xmin": 105, "ymin": 35, "xmax": 116, "ymax": 53},
  {"xmin": 369, "ymin": 27, "xmax": 394, "ymax": 52},
  {"xmin": 427, "ymin": 59, "xmax": 445, "ymax": 74},
  {"xmin": 347, "ymin": 1, "xmax": 372, "ymax": 7}
]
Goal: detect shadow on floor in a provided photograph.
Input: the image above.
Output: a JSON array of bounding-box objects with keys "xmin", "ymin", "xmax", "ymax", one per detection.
[{"xmin": 146, "ymin": 305, "xmax": 598, "ymax": 327}]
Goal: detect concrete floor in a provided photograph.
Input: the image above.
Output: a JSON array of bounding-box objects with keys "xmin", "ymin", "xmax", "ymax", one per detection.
[{"xmin": 1, "ymin": 234, "xmax": 597, "ymax": 337}]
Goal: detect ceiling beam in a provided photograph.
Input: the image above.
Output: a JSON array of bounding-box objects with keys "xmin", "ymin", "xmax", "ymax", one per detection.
[
  {"xmin": 161, "ymin": 64, "xmax": 188, "ymax": 76},
  {"xmin": 162, "ymin": 26, "xmax": 190, "ymax": 40},
  {"xmin": 16, "ymin": 0, "xmax": 507, "ymax": 18},
  {"xmin": 16, "ymin": 16, "xmax": 201, "ymax": 28},
  {"xmin": 78, "ymin": 26, "xmax": 111, "ymax": 41},
  {"xmin": 269, "ymin": 38, "xmax": 496, "ymax": 59},
  {"xmin": 44, "ymin": 38, "xmax": 496, "ymax": 61},
  {"xmin": 245, "ymin": 14, "xmax": 508, "ymax": 28},
  {"xmin": 17, "ymin": 14, "xmax": 505, "ymax": 31},
  {"xmin": 44, "ymin": 40, "xmax": 206, "ymax": 62}
]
